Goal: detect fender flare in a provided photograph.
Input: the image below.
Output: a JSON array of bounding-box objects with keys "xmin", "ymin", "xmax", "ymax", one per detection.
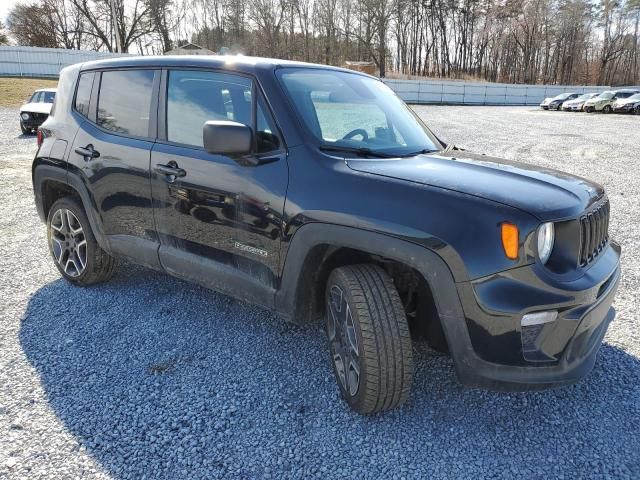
[
  {"xmin": 278, "ymin": 222, "xmax": 465, "ymax": 321},
  {"xmin": 276, "ymin": 222, "xmax": 495, "ymax": 386},
  {"xmin": 33, "ymin": 164, "xmax": 108, "ymax": 249}
]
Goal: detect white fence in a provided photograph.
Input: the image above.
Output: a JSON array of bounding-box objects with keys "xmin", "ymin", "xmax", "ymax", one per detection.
[
  {"xmin": 383, "ymin": 79, "xmax": 612, "ymax": 105},
  {"xmin": 0, "ymin": 46, "xmax": 626, "ymax": 105},
  {"xmin": 0, "ymin": 46, "xmax": 127, "ymax": 78}
]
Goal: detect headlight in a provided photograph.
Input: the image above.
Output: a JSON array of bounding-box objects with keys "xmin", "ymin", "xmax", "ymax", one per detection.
[
  {"xmin": 537, "ymin": 222, "xmax": 555, "ymax": 264},
  {"xmin": 21, "ymin": 112, "xmax": 29, "ymax": 120}
]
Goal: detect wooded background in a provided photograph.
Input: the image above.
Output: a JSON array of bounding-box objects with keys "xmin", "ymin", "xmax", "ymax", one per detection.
[{"xmin": 2, "ymin": 0, "xmax": 639, "ymax": 86}]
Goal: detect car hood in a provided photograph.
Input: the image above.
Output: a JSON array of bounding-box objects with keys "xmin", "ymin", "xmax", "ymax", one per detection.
[
  {"xmin": 346, "ymin": 151, "xmax": 604, "ymax": 221},
  {"xmin": 585, "ymin": 97, "xmax": 607, "ymax": 104},
  {"xmin": 20, "ymin": 102, "xmax": 52, "ymax": 114}
]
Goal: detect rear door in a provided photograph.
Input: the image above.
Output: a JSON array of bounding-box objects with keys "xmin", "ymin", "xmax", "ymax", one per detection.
[
  {"xmin": 68, "ymin": 68, "xmax": 162, "ymax": 269},
  {"xmin": 150, "ymin": 68, "xmax": 288, "ymax": 307}
]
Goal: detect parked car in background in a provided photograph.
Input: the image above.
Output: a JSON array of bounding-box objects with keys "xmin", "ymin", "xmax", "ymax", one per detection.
[
  {"xmin": 19, "ymin": 88, "xmax": 57, "ymax": 134},
  {"xmin": 612, "ymin": 93, "xmax": 640, "ymax": 114},
  {"xmin": 546, "ymin": 92, "xmax": 581, "ymax": 111},
  {"xmin": 584, "ymin": 89, "xmax": 639, "ymax": 113},
  {"xmin": 540, "ymin": 97, "xmax": 553, "ymax": 109},
  {"xmin": 562, "ymin": 93, "xmax": 599, "ymax": 111},
  {"xmin": 33, "ymin": 56, "xmax": 621, "ymax": 414}
]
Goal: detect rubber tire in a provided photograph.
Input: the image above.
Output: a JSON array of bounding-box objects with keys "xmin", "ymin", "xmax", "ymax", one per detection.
[
  {"xmin": 325, "ymin": 264, "xmax": 413, "ymax": 414},
  {"xmin": 47, "ymin": 197, "xmax": 116, "ymax": 285},
  {"xmin": 603, "ymin": 105, "xmax": 612, "ymax": 114},
  {"xmin": 20, "ymin": 122, "xmax": 29, "ymax": 135}
]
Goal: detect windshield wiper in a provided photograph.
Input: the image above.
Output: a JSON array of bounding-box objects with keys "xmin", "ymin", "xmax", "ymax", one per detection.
[
  {"xmin": 399, "ymin": 148, "xmax": 440, "ymax": 157},
  {"xmin": 319, "ymin": 145, "xmax": 398, "ymax": 158}
]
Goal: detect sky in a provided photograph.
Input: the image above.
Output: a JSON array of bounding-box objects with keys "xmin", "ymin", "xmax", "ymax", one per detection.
[{"xmin": 1, "ymin": 0, "xmax": 21, "ymax": 23}]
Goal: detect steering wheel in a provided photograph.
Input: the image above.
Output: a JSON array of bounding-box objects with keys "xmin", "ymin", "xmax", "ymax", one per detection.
[{"xmin": 342, "ymin": 129, "xmax": 369, "ymax": 141}]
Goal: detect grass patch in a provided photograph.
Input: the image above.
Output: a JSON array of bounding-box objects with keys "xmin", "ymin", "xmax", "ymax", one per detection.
[{"xmin": 0, "ymin": 77, "xmax": 59, "ymax": 108}]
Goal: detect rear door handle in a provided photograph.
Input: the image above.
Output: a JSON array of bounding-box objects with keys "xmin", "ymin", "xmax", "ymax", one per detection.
[
  {"xmin": 75, "ymin": 144, "xmax": 100, "ymax": 160},
  {"xmin": 155, "ymin": 163, "xmax": 186, "ymax": 178}
]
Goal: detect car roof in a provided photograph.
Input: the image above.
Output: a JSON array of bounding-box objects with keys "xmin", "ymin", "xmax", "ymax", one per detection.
[
  {"xmin": 79, "ymin": 55, "xmax": 374, "ymax": 78},
  {"xmin": 34, "ymin": 88, "xmax": 57, "ymax": 92},
  {"xmin": 614, "ymin": 89, "xmax": 639, "ymax": 93}
]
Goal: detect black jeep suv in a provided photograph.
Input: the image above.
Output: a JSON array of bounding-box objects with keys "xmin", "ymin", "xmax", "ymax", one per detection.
[{"xmin": 33, "ymin": 56, "xmax": 621, "ymax": 414}]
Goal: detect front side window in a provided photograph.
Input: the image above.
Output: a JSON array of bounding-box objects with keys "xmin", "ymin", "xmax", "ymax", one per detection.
[
  {"xmin": 75, "ymin": 72, "xmax": 94, "ymax": 118},
  {"xmin": 97, "ymin": 69, "xmax": 154, "ymax": 137},
  {"xmin": 167, "ymin": 70, "xmax": 252, "ymax": 147},
  {"xmin": 167, "ymin": 70, "xmax": 282, "ymax": 153},
  {"xmin": 277, "ymin": 68, "xmax": 439, "ymax": 156}
]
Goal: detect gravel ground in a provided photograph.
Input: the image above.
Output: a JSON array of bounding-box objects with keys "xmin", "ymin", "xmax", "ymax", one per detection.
[{"xmin": 1, "ymin": 105, "xmax": 639, "ymax": 479}]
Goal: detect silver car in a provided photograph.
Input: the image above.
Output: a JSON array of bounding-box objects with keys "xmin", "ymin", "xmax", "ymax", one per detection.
[
  {"xmin": 584, "ymin": 89, "xmax": 640, "ymax": 113},
  {"xmin": 562, "ymin": 93, "xmax": 599, "ymax": 112}
]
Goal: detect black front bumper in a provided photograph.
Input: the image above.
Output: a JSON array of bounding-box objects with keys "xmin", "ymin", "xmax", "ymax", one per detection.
[
  {"xmin": 446, "ymin": 241, "xmax": 621, "ymax": 391},
  {"xmin": 20, "ymin": 113, "xmax": 48, "ymax": 129}
]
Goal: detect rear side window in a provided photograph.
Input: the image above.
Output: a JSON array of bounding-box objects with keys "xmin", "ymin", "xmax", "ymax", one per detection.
[
  {"xmin": 98, "ymin": 70, "xmax": 154, "ymax": 137},
  {"xmin": 75, "ymin": 72, "xmax": 94, "ymax": 118}
]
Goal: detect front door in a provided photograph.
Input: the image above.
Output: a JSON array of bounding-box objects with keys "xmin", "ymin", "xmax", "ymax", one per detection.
[
  {"xmin": 150, "ymin": 69, "xmax": 288, "ymax": 307},
  {"xmin": 68, "ymin": 68, "xmax": 161, "ymax": 269}
]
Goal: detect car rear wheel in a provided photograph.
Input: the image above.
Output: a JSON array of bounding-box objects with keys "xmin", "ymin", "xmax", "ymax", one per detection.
[
  {"xmin": 325, "ymin": 264, "xmax": 413, "ymax": 414},
  {"xmin": 635, "ymin": 105, "xmax": 640, "ymax": 115},
  {"xmin": 20, "ymin": 122, "xmax": 29, "ymax": 135},
  {"xmin": 47, "ymin": 197, "xmax": 116, "ymax": 285}
]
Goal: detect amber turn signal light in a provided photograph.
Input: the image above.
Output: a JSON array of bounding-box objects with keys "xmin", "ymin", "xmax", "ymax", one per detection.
[{"xmin": 501, "ymin": 223, "xmax": 519, "ymax": 260}]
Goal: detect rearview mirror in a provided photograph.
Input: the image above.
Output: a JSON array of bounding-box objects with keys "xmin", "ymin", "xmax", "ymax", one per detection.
[{"xmin": 203, "ymin": 120, "xmax": 252, "ymax": 155}]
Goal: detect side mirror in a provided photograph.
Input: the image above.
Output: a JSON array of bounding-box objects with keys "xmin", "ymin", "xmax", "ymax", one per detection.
[{"xmin": 203, "ymin": 120, "xmax": 252, "ymax": 155}]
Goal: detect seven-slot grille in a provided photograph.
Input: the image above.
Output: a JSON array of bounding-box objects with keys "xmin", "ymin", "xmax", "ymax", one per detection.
[{"xmin": 579, "ymin": 198, "xmax": 610, "ymax": 266}]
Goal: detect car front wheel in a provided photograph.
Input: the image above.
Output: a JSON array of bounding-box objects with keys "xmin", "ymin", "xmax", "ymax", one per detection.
[
  {"xmin": 603, "ymin": 105, "xmax": 612, "ymax": 114},
  {"xmin": 20, "ymin": 121, "xmax": 29, "ymax": 135},
  {"xmin": 325, "ymin": 264, "xmax": 413, "ymax": 414},
  {"xmin": 47, "ymin": 197, "xmax": 116, "ymax": 285}
]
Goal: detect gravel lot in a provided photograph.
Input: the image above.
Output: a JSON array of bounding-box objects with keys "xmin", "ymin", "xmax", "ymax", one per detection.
[{"xmin": 1, "ymin": 105, "xmax": 639, "ymax": 479}]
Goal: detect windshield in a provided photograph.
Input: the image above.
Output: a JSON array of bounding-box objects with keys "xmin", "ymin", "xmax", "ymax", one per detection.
[
  {"xmin": 277, "ymin": 68, "xmax": 440, "ymax": 156},
  {"xmin": 598, "ymin": 91, "xmax": 614, "ymax": 100},
  {"xmin": 554, "ymin": 93, "xmax": 572, "ymax": 100},
  {"xmin": 43, "ymin": 91, "xmax": 55, "ymax": 103}
]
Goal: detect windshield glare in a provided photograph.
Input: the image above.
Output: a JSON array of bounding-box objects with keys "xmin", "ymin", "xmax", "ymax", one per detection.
[
  {"xmin": 277, "ymin": 69, "xmax": 439, "ymax": 156},
  {"xmin": 598, "ymin": 92, "xmax": 614, "ymax": 100}
]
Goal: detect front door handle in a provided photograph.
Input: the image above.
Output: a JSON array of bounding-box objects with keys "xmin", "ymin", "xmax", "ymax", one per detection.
[
  {"xmin": 75, "ymin": 144, "xmax": 100, "ymax": 161},
  {"xmin": 155, "ymin": 163, "xmax": 186, "ymax": 179}
]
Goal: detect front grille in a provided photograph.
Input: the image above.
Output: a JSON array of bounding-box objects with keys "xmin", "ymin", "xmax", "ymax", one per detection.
[
  {"xmin": 579, "ymin": 198, "xmax": 610, "ymax": 266},
  {"xmin": 25, "ymin": 112, "xmax": 48, "ymax": 124}
]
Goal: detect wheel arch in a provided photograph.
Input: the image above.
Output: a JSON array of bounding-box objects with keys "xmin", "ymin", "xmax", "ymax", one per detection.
[
  {"xmin": 33, "ymin": 164, "xmax": 108, "ymax": 249},
  {"xmin": 276, "ymin": 223, "xmax": 467, "ymax": 350}
]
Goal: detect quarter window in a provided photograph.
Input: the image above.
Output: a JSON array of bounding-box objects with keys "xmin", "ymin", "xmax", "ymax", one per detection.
[
  {"xmin": 256, "ymin": 94, "xmax": 281, "ymax": 153},
  {"xmin": 97, "ymin": 70, "xmax": 154, "ymax": 137},
  {"xmin": 74, "ymin": 72, "xmax": 94, "ymax": 118}
]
